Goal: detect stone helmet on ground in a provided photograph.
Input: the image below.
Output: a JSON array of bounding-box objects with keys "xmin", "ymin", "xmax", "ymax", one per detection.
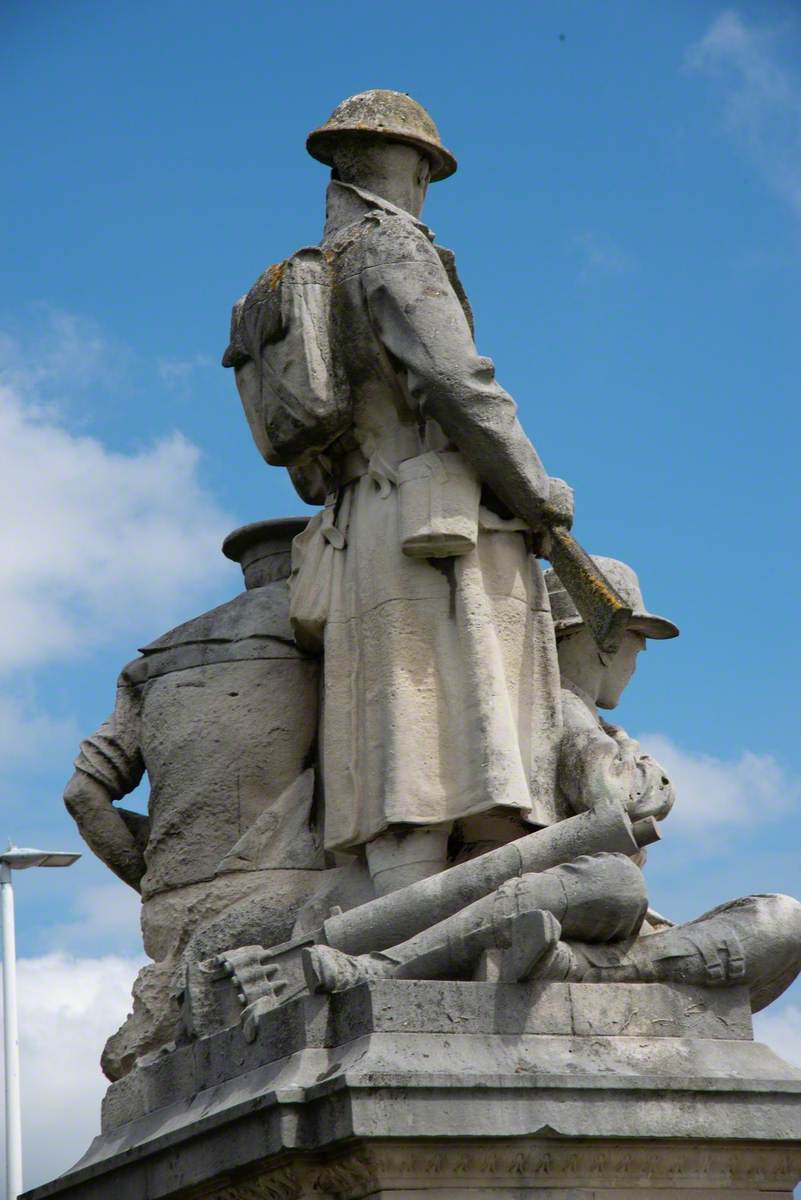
[
  {"xmin": 307, "ymin": 89, "xmax": 457, "ymax": 181},
  {"xmin": 545, "ymin": 557, "xmax": 679, "ymax": 641}
]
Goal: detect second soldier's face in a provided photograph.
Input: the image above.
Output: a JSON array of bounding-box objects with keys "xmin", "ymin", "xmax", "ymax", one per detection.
[{"xmin": 597, "ymin": 630, "xmax": 646, "ymax": 710}]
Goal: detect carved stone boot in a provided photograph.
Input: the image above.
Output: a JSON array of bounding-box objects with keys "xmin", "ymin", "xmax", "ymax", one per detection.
[
  {"xmin": 555, "ymin": 925, "xmax": 748, "ymax": 988},
  {"xmin": 489, "ymin": 885, "xmax": 563, "ymax": 981},
  {"xmin": 302, "ymin": 944, "xmax": 395, "ymax": 993}
]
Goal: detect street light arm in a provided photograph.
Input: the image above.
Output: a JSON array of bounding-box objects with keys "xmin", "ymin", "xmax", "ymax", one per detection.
[{"xmin": 64, "ymin": 772, "xmax": 146, "ymax": 893}]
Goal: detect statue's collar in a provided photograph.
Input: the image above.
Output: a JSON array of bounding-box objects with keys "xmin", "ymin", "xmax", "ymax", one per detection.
[
  {"xmin": 324, "ymin": 180, "xmax": 435, "ymax": 242},
  {"xmin": 563, "ymin": 679, "xmax": 599, "ymax": 716}
]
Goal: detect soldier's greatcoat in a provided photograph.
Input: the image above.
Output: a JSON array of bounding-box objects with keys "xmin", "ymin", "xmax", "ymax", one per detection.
[{"xmin": 285, "ymin": 182, "xmax": 564, "ymax": 850}]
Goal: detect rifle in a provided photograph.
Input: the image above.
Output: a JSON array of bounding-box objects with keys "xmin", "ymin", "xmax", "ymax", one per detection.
[
  {"xmin": 546, "ymin": 524, "xmax": 632, "ymax": 659},
  {"xmin": 539, "ymin": 478, "xmax": 631, "ymax": 658},
  {"xmin": 185, "ymin": 802, "xmax": 659, "ymax": 1035}
]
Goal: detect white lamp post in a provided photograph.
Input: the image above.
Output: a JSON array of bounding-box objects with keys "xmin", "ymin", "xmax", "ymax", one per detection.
[{"xmin": 1, "ymin": 844, "xmax": 81, "ymax": 1200}]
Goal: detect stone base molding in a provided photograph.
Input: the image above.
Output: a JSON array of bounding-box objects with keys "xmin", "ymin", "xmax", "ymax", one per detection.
[
  {"xmin": 210, "ymin": 1138, "xmax": 801, "ymax": 1199},
  {"xmin": 24, "ymin": 981, "xmax": 801, "ymax": 1200}
]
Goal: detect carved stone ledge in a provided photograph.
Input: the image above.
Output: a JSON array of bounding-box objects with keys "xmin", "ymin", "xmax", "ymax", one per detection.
[
  {"xmin": 207, "ymin": 1137, "xmax": 801, "ymax": 1199},
  {"xmin": 101, "ymin": 979, "xmax": 755, "ymax": 1134},
  {"xmin": 213, "ymin": 1168, "xmax": 303, "ymax": 1200},
  {"xmin": 24, "ymin": 981, "xmax": 801, "ymax": 1200}
]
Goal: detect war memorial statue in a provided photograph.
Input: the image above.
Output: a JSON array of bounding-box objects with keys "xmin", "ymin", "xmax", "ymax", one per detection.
[{"xmin": 31, "ymin": 91, "xmax": 801, "ymax": 1200}]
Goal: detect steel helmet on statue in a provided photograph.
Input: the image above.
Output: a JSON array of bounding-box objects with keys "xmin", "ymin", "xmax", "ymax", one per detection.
[
  {"xmin": 545, "ymin": 557, "xmax": 679, "ymax": 641},
  {"xmin": 307, "ymin": 89, "xmax": 457, "ymax": 181}
]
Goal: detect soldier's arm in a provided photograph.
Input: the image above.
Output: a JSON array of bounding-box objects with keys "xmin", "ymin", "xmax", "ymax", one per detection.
[
  {"xmin": 598, "ymin": 718, "xmax": 676, "ymax": 822},
  {"xmin": 361, "ymin": 225, "xmax": 559, "ymax": 530},
  {"xmin": 559, "ymin": 690, "xmax": 674, "ymax": 822},
  {"xmin": 64, "ymin": 671, "xmax": 149, "ymax": 892}
]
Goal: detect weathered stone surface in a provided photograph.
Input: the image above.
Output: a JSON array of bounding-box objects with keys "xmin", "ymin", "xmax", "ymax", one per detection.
[
  {"xmin": 285, "ymin": 551, "xmax": 801, "ymax": 1011},
  {"xmin": 226, "ymin": 148, "xmax": 571, "ymax": 874},
  {"xmin": 30, "ymin": 1138, "xmax": 801, "ymax": 1199},
  {"xmin": 190, "ymin": 1137, "xmax": 801, "ymax": 1198},
  {"xmin": 63, "ymin": 519, "xmax": 329, "ymax": 1079},
  {"xmin": 306, "ymin": 89, "xmax": 458, "ymax": 181},
  {"xmin": 101, "ymin": 979, "xmax": 755, "ymax": 1132},
  {"xmin": 23, "ymin": 980, "xmax": 801, "ymax": 1200},
  {"xmin": 46, "ymin": 87, "xmax": 801, "ymax": 1200}
]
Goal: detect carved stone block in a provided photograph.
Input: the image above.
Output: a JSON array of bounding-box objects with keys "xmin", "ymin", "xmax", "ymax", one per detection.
[
  {"xmin": 205, "ymin": 1139, "xmax": 801, "ymax": 1198},
  {"xmin": 23, "ymin": 980, "xmax": 801, "ymax": 1200}
]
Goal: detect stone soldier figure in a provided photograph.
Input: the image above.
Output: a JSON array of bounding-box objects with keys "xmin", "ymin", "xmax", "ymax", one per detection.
[
  {"xmin": 224, "ymin": 90, "xmax": 574, "ymax": 896},
  {"xmin": 64, "ymin": 518, "xmax": 323, "ymax": 1078},
  {"xmin": 298, "ymin": 558, "xmax": 801, "ymax": 1014},
  {"xmin": 541, "ymin": 558, "xmax": 801, "ymax": 1010},
  {"xmin": 547, "ymin": 556, "xmax": 679, "ymax": 830}
]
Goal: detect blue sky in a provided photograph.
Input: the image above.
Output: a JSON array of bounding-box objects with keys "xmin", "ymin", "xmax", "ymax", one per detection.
[{"xmin": 2, "ymin": 0, "xmax": 801, "ymax": 1187}]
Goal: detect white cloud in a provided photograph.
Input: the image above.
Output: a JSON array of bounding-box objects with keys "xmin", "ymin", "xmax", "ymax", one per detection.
[
  {"xmin": 0, "ymin": 318, "xmax": 233, "ymax": 672},
  {"xmin": 46, "ymin": 881, "xmax": 142, "ymax": 957},
  {"xmin": 0, "ymin": 309, "xmax": 122, "ymax": 402},
  {"xmin": 636, "ymin": 732, "xmax": 800, "ymax": 827},
  {"xmin": 754, "ymin": 1002, "xmax": 801, "ymax": 1070},
  {"xmin": 0, "ymin": 953, "xmax": 143, "ymax": 1190},
  {"xmin": 573, "ymin": 230, "xmax": 632, "ymax": 281},
  {"xmin": 0, "ymin": 692, "xmax": 79, "ymax": 766},
  {"xmin": 685, "ymin": 10, "xmax": 801, "ymax": 217},
  {"xmin": 158, "ymin": 353, "xmax": 216, "ymax": 391}
]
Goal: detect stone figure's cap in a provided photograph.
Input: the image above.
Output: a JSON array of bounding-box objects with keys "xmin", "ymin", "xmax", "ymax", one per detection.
[
  {"xmin": 545, "ymin": 557, "xmax": 679, "ymax": 641},
  {"xmin": 222, "ymin": 517, "xmax": 308, "ymax": 572},
  {"xmin": 307, "ymin": 90, "xmax": 457, "ymax": 182}
]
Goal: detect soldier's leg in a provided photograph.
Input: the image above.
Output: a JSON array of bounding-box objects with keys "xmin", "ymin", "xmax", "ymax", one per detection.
[
  {"xmin": 551, "ymin": 893, "xmax": 801, "ymax": 1012},
  {"xmin": 364, "ymin": 823, "xmax": 452, "ymax": 896},
  {"xmin": 451, "ymin": 808, "xmax": 533, "ymax": 862},
  {"xmin": 304, "ymin": 852, "xmax": 647, "ymax": 993},
  {"xmin": 727, "ymin": 894, "xmax": 801, "ymax": 1011}
]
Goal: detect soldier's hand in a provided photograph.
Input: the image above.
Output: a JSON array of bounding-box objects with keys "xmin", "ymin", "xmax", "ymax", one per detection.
[
  {"xmin": 543, "ymin": 477, "xmax": 574, "ymax": 531},
  {"xmin": 213, "ymin": 946, "xmax": 289, "ymax": 1008}
]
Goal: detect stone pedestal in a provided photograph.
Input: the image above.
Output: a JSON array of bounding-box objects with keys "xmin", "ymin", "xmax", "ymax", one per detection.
[{"xmin": 26, "ymin": 980, "xmax": 801, "ymax": 1199}]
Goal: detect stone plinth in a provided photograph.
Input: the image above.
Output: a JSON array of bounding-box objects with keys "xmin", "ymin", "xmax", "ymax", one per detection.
[{"xmin": 26, "ymin": 980, "xmax": 801, "ymax": 1199}]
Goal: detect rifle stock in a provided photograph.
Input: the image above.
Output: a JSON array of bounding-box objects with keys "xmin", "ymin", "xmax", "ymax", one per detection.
[{"xmin": 547, "ymin": 525, "xmax": 632, "ymax": 658}]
